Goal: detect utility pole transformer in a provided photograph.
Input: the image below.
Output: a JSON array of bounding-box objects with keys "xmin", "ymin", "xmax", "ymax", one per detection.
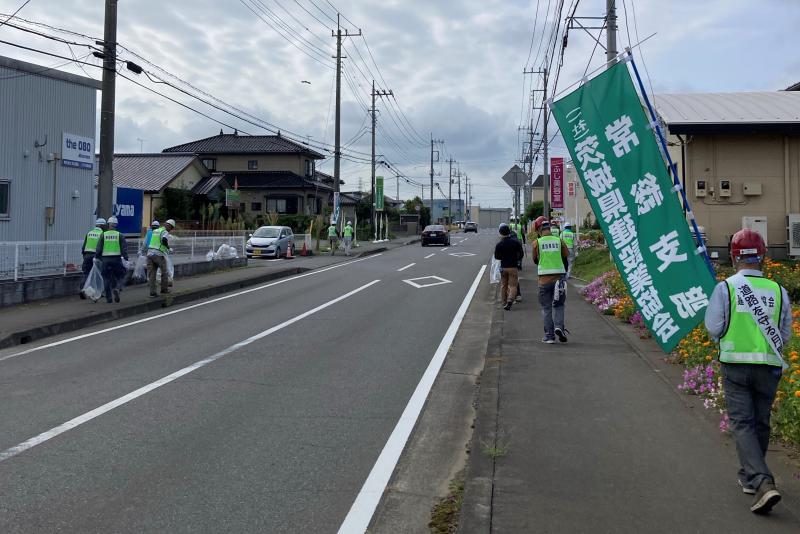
[
  {"xmin": 97, "ymin": 0, "xmax": 118, "ymax": 219},
  {"xmin": 332, "ymin": 14, "xmax": 361, "ymax": 195},
  {"xmin": 371, "ymin": 80, "xmax": 392, "ymax": 228}
]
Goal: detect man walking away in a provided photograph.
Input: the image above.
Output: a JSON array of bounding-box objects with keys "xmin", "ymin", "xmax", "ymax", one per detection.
[
  {"xmin": 328, "ymin": 221, "xmax": 339, "ymax": 256},
  {"xmin": 705, "ymin": 229, "xmax": 791, "ymax": 514},
  {"xmin": 494, "ymin": 223, "xmax": 524, "ymax": 311},
  {"xmin": 95, "ymin": 216, "xmax": 128, "ymax": 303},
  {"xmin": 343, "ymin": 220, "xmax": 354, "ymax": 256},
  {"xmin": 80, "ymin": 217, "xmax": 106, "ymax": 299},
  {"xmin": 140, "ymin": 220, "xmax": 159, "ymax": 256},
  {"xmin": 562, "ymin": 223, "xmax": 576, "ymax": 278},
  {"xmin": 147, "ymin": 219, "xmax": 174, "ymax": 297},
  {"xmin": 533, "ymin": 219, "xmax": 569, "ymax": 343}
]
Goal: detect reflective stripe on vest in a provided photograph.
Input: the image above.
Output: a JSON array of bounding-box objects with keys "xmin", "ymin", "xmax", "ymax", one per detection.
[
  {"xmin": 101, "ymin": 230, "xmax": 122, "ymax": 256},
  {"xmin": 343, "ymin": 226, "xmax": 354, "ymax": 237},
  {"xmin": 84, "ymin": 227, "xmax": 103, "ymax": 253},
  {"xmin": 148, "ymin": 227, "xmax": 168, "ymax": 253},
  {"xmin": 537, "ymin": 236, "xmax": 565, "ymax": 275},
  {"xmin": 720, "ymin": 276, "xmax": 783, "ymax": 366},
  {"xmin": 328, "ymin": 226, "xmax": 338, "ymax": 237},
  {"xmin": 562, "ymin": 230, "xmax": 575, "ymax": 248}
]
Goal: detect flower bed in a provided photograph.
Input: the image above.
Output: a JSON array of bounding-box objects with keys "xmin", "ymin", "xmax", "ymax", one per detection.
[{"xmin": 580, "ymin": 250, "xmax": 800, "ymax": 445}]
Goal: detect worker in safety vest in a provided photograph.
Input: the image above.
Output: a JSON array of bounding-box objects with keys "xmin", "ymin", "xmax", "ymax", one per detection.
[
  {"xmin": 343, "ymin": 221, "xmax": 354, "ymax": 256},
  {"xmin": 550, "ymin": 220, "xmax": 561, "ymax": 237},
  {"xmin": 561, "ymin": 223, "xmax": 576, "ymax": 278},
  {"xmin": 140, "ymin": 220, "xmax": 160, "ymax": 256},
  {"xmin": 147, "ymin": 218, "xmax": 174, "ymax": 297},
  {"xmin": 95, "ymin": 216, "xmax": 129, "ymax": 303},
  {"xmin": 532, "ymin": 218, "xmax": 569, "ymax": 344},
  {"xmin": 80, "ymin": 217, "xmax": 107, "ymax": 299},
  {"xmin": 705, "ymin": 229, "xmax": 791, "ymax": 514},
  {"xmin": 328, "ymin": 221, "xmax": 339, "ymax": 256}
]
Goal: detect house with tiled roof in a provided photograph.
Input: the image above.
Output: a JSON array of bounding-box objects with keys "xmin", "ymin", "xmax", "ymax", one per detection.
[{"xmin": 163, "ymin": 130, "xmax": 334, "ymax": 218}]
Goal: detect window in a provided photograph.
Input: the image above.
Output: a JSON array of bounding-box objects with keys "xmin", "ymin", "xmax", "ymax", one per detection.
[
  {"xmin": 201, "ymin": 158, "xmax": 217, "ymax": 171},
  {"xmin": 267, "ymin": 198, "xmax": 287, "ymax": 213},
  {"xmin": 248, "ymin": 159, "xmax": 259, "ymax": 170},
  {"xmin": 251, "ymin": 202, "xmax": 262, "ymax": 212},
  {"xmin": 0, "ymin": 181, "xmax": 8, "ymax": 218},
  {"xmin": 305, "ymin": 159, "xmax": 313, "ymax": 177}
]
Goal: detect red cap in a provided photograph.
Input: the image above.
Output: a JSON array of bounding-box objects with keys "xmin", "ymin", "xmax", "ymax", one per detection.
[{"xmin": 730, "ymin": 229, "xmax": 766, "ymax": 260}]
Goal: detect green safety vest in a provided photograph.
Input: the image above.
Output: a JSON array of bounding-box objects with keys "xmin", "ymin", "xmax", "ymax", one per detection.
[
  {"xmin": 148, "ymin": 227, "xmax": 168, "ymax": 253},
  {"xmin": 101, "ymin": 230, "xmax": 122, "ymax": 257},
  {"xmin": 720, "ymin": 276, "xmax": 783, "ymax": 366},
  {"xmin": 328, "ymin": 225, "xmax": 338, "ymax": 237},
  {"xmin": 84, "ymin": 227, "xmax": 103, "ymax": 253},
  {"xmin": 551, "ymin": 228, "xmax": 560, "ymax": 237},
  {"xmin": 537, "ymin": 236, "xmax": 565, "ymax": 276},
  {"xmin": 343, "ymin": 225, "xmax": 354, "ymax": 237},
  {"xmin": 511, "ymin": 223, "xmax": 523, "ymax": 240},
  {"xmin": 562, "ymin": 230, "xmax": 575, "ymax": 249}
]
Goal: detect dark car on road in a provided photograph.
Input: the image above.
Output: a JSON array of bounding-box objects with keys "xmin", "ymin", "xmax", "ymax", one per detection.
[
  {"xmin": 464, "ymin": 221, "xmax": 478, "ymax": 233},
  {"xmin": 421, "ymin": 225, "xmax": 450, "ymax": 246}
]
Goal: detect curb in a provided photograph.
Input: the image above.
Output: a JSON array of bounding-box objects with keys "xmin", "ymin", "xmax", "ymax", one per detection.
[
  {"xmin": 458, "ymin": 301, "xmax": 503, "ymax": 534},
  {"xmin": 0, "ymin": 266, "xmax": 308, "ymax": 350}
]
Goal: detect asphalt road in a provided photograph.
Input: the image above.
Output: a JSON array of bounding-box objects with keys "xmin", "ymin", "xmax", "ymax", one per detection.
[{"xmin": 0, "ymin": 232, "xmax": 494, "ymax": 533}]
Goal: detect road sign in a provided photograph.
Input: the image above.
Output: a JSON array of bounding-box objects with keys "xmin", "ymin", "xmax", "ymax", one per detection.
[
  {"xmin": 376, "ymin": 176, "xmax": 384, "ymax": 211},
  {"xmin": 403, "ymin": 276, "xmax": 452, "ymax": 289},
  {"xmin": 551, "ymin": 157, "xmax": 564, "ymax": 209}
]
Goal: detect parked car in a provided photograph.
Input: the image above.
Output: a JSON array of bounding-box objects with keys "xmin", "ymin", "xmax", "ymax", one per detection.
[
  {"xmin": 246, "ymin": 226, "xmax": 295, "ymax": 258},
  {"xmin": 421, "ymin": 225, "xmax": 450, "ymax": 246},
  {"xmin": 464, "ymin": 221, "xmax": 478, "ymax": 233}
]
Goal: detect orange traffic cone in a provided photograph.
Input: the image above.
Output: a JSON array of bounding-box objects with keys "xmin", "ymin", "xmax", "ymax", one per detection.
[
  {"xmin": 301, "ymin": 241, "xmax": 308, "ymax": 256},
  {"xmin": 285, "ymin": 243, "xmax": 295, "ymax": 259}
]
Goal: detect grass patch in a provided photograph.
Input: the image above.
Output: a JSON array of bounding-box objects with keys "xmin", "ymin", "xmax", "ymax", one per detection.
[
  {"xmin": 481, "ymin": 443, "xmax": 508, "ymax": 459},
  {"xmin": 429, "ymin": 474, "xmax": 464, "ymax": 534},
  {"xmin": 571, "ymin": 247, "xmax": 613, "ymax": 281}
]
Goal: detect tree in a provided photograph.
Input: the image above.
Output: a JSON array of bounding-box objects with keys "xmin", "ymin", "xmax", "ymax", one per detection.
[
  {"xmin": 404, "ymin": 196, "xmax": 430, "ymax": 227},
  {"xmin": 524, "ymin": 201, "xmax": 543, "ymax": 223}
]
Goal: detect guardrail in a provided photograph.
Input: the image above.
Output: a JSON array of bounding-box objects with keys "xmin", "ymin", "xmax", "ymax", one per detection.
[{"xmin": 0, "ymin": 235, "xmax": 246, "ymax": 281}]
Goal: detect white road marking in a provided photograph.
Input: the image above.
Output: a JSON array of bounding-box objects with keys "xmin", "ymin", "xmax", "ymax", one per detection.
[
  {"xmin": 402, "ymin": 276, "xmax": 452, "ymax": 289},
  {"xmin": 449, "ymin": 252, "xmax": 476, "ymax": 258},
  {"xmin": 397, "ymin": 263, "xmax": 416, "ymax": 272},
  {"xmin": 338, "ymin": 265, "xmax": 486, "ymax": 534},
  {"xmin": 424, "ymin": 253, "xmax": 435, "ymax": 259},
  {"xmin": 0, "ymin": 280, "xmax": 381, "ymax": 463},
  {"xmin": 0, "ymin": 254, "xmax": 383, "ymax": 364},
  {"xmin": 441, "ymin": 247, "xmax": 449, "ymax": 251}
]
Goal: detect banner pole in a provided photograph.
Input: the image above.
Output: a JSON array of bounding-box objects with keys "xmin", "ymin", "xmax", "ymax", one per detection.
[{"xmin": 626, "ymin": 50, "xmax": 715, "ymax": 276}]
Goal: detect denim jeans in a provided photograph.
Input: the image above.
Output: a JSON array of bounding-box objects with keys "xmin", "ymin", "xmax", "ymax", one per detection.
[
  {"xmin": 721, "ymin": 363, "xmax": 782, "ymax": 490},
  {"xmin": 538, "ymin": 279, "xmax": 566, "ymax": 339}
]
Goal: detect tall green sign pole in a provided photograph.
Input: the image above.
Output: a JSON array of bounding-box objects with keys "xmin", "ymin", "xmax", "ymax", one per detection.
[{"xmin": 550, "ymin": 54, "xmax": 716, "ymax": 352}]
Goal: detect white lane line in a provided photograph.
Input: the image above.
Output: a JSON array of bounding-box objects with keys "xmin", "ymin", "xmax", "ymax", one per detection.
[
  {"xmin": 337, "ymin": 265, "xmax": 486, "ymax": 534},
  {"xmin": 0, "ymin": 254, "xmax": 383, "ymax": 363},
  {"xmin": 424, "ymin": 253, "xmax": 435, "ymax": 259},
  {"xmin": 441, "ymin": 247, "xmax": 449, "ymax": 251},
  {"xmin": 0, "ymin": 280, "xmax": 381, "ymax": 463},
  {"xmin": 397, "ymin": 263, "xmax": 415, "ymax": 272}
]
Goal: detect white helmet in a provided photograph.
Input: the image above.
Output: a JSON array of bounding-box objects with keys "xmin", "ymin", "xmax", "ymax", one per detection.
[
  {"xmin": 151, "ymin": 220, "xmax": 160, "ymax": 228},
  {"xmin": 165, "ymin": 219, "xmax": 176, "ymax": 228},
  {"xmin": 95, "ymin": 217, "xmax": 107, "ymax": 226},
  {"xmin": 347, "ymin": 220, "xmax": 352, "ymax": 225},
  {"xmin": 107, "ymin": 216, "xmax": 118, "ymax": 226}
]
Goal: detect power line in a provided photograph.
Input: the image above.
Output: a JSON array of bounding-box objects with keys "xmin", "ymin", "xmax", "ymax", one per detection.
[{"xmin": 0, "ymin": 0, "xmax": 31, "ymax": 29}]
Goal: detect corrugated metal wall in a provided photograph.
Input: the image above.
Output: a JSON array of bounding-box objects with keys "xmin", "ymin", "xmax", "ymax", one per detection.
[{"xmin": 0, "ymin": 65, "xmax": 97, "ymax": 241}]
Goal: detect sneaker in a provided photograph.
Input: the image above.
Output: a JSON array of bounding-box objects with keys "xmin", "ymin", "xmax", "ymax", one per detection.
[
  {"xmin": 555, "ymin": 327, "xmax": 568, "ymax": 343},
  {"xmin": 750, "ymin": 480, "xmax": 781, "ymax": 514},
  {"xmin": 515, "ymin": 295, "xmax": 522, "ymax": 302},
  {"xmin": 79, "ymin": 291, "xmax": 87, "ymax": 300},
  {"xmin": 738, "ymin": 479, "xmax": 756, "ymax": 495},
  {"xmin": 542, "ymin": 337, "xmax": 555, "ymax": 344},
  {"xmin": 503, "ymin": 302, "xmax": 513, "ymax": 311},
  {"xmin": 113, "ymin": 289, "xmax": 120, "ymax": 303}
]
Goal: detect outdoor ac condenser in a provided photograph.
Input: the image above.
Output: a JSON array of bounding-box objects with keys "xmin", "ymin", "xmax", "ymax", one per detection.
[{"xmin": 788, "ymin": 214, "xmax": 800, "ymax": 257}]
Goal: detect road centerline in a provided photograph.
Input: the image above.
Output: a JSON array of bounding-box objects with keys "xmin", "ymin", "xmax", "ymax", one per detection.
[
  {"xmin": 0, "ymin": 279, "xmax": 381, "ymax": 463},
  {"xmin": 424, "ymin": 253, "xmax": 435, "ymax": 259},
  {"xmin": 397, "ymin": 263, "xmax": 416, "ymax": 272}
]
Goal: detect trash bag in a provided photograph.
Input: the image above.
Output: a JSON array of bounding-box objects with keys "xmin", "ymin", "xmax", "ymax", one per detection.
[
  {"xmin": 206, "ymin": 250, "xmax": 215, "ymax": 262},
  {"xmin": 122, "ymin": 259, "xmax": 134, "ymax": 271},
  {"xmin": 489, "ymin": 258, "xmax": 501, "ymax": 284},
  {"xmin": 214, "ymin": 244, "xmax": 238, "ymax": 260},
  {"xmin": 553, "ymin": 277, "xmax": 568, "ymax": 304},
  {"xmin": 133, "ymin": 254, "xmax": 147, "ymax": 281},
  {"xmin": 82, "ymin": 259, "xmax": 105, "ymax": 301},
  {"xmin": 156, "ymin": 255, "xmax": 175, "ymax": 283}
]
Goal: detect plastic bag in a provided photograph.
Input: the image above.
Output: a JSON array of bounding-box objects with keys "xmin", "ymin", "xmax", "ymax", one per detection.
[
  {"xmin": 156, "ymin": 255, "xmax": 175, "ymax": 283},
  {"xmin": 206, "ymin": 250, "xmax": 215, "ymax": 262},
  {"xmin": 553, "ymin": 278, "xmax": 568, "ymax": 304},
  {"xmin": 133, "ymin": 255, "xmax": 147, "ymax": 281},
  {"xmin": 82, "ymin": 259, "xmax": 105, "ymax": 301},
  {"xmin": 214, "ymin": 243, "xmax": 239, "ymax": 260},
  {"xmin": 489, "ymin": 258, "xmax": 501, "ymax": 284}
]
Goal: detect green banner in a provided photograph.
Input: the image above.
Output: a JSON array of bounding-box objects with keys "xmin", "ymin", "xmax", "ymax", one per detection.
[
  {"xmin": 551, "ymin": 61, "xmax": 716, "ymax": 352},
  {"xmin": 375, "ymin": 176, "xmax": 384, "ymax": 211}
]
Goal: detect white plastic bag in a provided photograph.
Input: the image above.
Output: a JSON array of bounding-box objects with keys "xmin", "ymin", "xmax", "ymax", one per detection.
[
  {"xmin": 156, "ymin": 255, "xmax": 175, "ymax": 283},
  {"xmin": 133, "ymin": 255, "xmax": 147, "ymax": 281},
  {"xmin": 206, "ymin": 250, "xmax": 215, "ymax": 262},
  {"xmin": 214, "ymin": 243, "xmax": 238, "ymax": 260},
  {"xmin": 489, "ymin": 258, "xmax": 501, "ymax": 284},
  {"xmin": 82, "ymin": 259, "xmax": 105, "ymax": 301}
]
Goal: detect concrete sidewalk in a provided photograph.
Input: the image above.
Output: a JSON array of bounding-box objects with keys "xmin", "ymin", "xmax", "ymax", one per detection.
[
  {"xmin": 460, "ymin": 267, "xmax": 800, "ymax": 533},
  {"xmin": 0, "ymin": 237, "xmax": 418, "ymax": 349}
]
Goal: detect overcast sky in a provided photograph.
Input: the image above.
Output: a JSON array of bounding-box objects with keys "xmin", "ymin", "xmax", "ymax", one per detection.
[{"xmin": 2, "ymin": 0, "xmax": 797, "ymax": 207}]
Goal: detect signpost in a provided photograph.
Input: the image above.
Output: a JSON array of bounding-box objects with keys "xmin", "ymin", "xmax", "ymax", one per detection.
[
  {"xmin": 550, "ymin": 60, "xmax": 716, "ymax": 352},
  {"xmin": 550, "ymin": 157, "xmax": 564, "ymax": 210},
  {"xmin": 375, "ymin": 176, "xmax": 384, "ymax": 211}
]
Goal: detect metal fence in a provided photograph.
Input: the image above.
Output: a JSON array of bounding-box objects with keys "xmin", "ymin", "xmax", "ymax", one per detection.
[{"xmin": 0, "ymin": 235, "xmax": 246, "ymax": 281}]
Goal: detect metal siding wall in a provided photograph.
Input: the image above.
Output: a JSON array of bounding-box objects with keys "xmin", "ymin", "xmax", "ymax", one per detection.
[{"xmin": 0, "ymin": 65, "xmax": 97, "ymax": 242}]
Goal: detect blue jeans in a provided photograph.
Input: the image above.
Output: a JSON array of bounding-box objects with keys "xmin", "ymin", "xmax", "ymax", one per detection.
[
  {"xmin": 538, "ymin": 279, "xmax": 566, "ymax": 339},
  {"xmin": 721, "ymin": 363, "xmax": 781, "ymax": 490}
]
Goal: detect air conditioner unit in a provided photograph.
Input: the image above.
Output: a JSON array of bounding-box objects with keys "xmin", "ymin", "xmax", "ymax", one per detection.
[
  {"xmin": 788, "ymin": 214, "xmax": 800, "ymax": 257},
  {"xmin": 742, "ymin": 216, "xmax": 768, "ymax": 246}
]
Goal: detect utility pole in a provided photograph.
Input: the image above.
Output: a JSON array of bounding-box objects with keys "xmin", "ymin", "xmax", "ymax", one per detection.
[
  {"xmin": 447, "ymin": 157, "xmax": 456, "ymax": 224},
  {"xmin": 542, "ymin": 66, "xmax": 550, "ymax": 219},
  {"xmin": 606, "ymin": 0, "xmax": 618, "ymax": 66},
  {"xmin": 332, "ymin": 14, "xmax": 361, "ymax": 195},
  {"xmin": 370, "ymin": 80, "xmax": 392, "ymax": 231},
  {"xmin": 457, "ymin": 166, "xmax": 462, "ymax": 222},
  {"xmin": 97, "ymin": 0, "xmax": 118, "ymax": 219},
  {"xmin": 430, "ymin": 135, "xmax": 443, "ymax": 221}
]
